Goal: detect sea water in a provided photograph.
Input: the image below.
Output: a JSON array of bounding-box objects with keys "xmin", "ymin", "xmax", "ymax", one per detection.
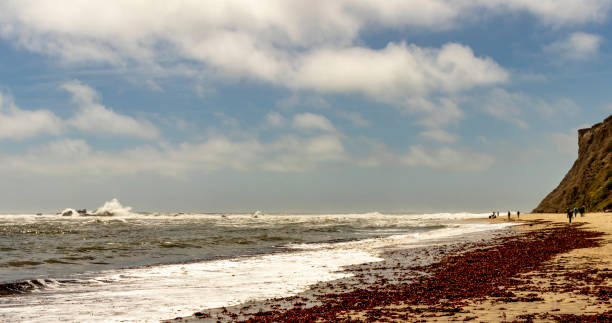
[{"xmin": 0, "ymin": 201, "xmax": 515, "ymax": 322}]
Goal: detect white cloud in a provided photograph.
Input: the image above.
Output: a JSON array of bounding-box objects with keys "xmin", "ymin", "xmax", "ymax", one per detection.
[
  {"xmin": 0, "ymin": 83, "xmax": 159, "ymax": 141},
  {"xmin": 62, "ymin": 81, "xmax": 100, "ymax": 105},
  {"xmin": 263, "ymin": 135, "xmax": 346, "ymax": 172},
  {"xmin": 535, "ymin": 97, "xmax": 580, "ymax": 117},
  {"xmin": 480, "ymin": 0, "xmax": 611, "ymax": 26},
  {"xmin": 480, "ymin": 88, "xmax": 580, "ymax": 127},
  {"xmin": 63, "ymin": 81, "xmax": 159, "ymax": 139},
  {"xmin": 406, "ymin": 96, "xmax": 464, "ymax": 128},
  {"xmin": 419, "ymin": 128, "xmax": 458, "ymax": 143},
  {"xmin": 402, "ymin": 96, "xmax": 464, "ymax": 143},
  {"xmin": 545, "ymin": 32, "xmax": 603, "ymax": 60},
  {"xmin": 276, "ymin": 94, "xmax": 330, "ymax": 110},
  {"xmin": 0, "ymin": 133, "xmax": 348, "ymax": 176},
  {"xmin": 293, "ymin": 42, "xmax": 508, "ymax": 99},
  {"xmin": 0, "ymin": 138, "xmax": 258, "ymax": 176},
  {"xmin": 349, "ymin": 137, "xmax": 396, "ymax": 168},
  {"xmin": 337, "ymin": 111, "xmax": 370, "ymax": 127},
  {"xmin": 548, "ymin": 124, "xmax": 589, "ymax": 157},
  {"xmin": 0, "ymin": 2, "xmax": 509, "ymax": 100},
  {"xmin": 550, "ymin": 131, "xmax": 578, "ymax": 156},
  {"xmin": 401, "ymin": 145, "xmax": 494, "ymax": 171},
  {"xmin": 0, "ymin": 0, "xmax": 604, "ymax": 137},
  {"xmin": 482, "ymin": 88, "xmax": 529, "ymax": 128},
  {"xmin": 266, "ymin": 111, "xmax": 285, "ymax": 127},
  {"xmin": 0, "ymin": 92, "xmax": 63, "ymax": 140},
  {"xmin": 1, "ymin": 1, "xmax": 607, "ymax": 70},
  {"xmin": 292, "ymin": 113, "xmax": 336, "ymax": 133},
  {"xmin": 0, "ymin": 2, "xmax": 524, "ymax": 140},
  {"xmin": 1, "ymin": 138, "xmax": 257, "ymax": 176},
  {"xmin": 0, "ymin": 131, "xmax": 496, "ymax": 176}
]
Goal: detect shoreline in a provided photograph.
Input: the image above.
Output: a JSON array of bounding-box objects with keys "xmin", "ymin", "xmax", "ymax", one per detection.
[
  {"xmin": 169, "ymin": 214, "xmax": 612, "ymax": 322},
  {"xmin": 166, "ymin": 219, "xmax": 521, "ymax": 322}
]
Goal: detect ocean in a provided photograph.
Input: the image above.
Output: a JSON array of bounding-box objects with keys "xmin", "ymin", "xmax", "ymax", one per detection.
[{"xmin": 0, "ymin": 200, "xmax": 516, "ymax": 322}]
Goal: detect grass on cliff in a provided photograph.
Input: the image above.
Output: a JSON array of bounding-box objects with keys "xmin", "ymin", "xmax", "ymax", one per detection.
[{"xmin": 583, "ymin": 166, "xmax": 612, "ymax": 211}]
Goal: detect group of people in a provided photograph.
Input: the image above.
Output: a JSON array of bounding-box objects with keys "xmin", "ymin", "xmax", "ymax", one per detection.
[
  {"xmin": 488, "ymin": 207, "xmax": 586, "ymax": 224},
  {"xmin": 567, "ymin": 206, "xmax": 586, "ymax": 223},
  {"xmin": 489, "ymin": 210, "xmax": 520, "ymax": 219}
]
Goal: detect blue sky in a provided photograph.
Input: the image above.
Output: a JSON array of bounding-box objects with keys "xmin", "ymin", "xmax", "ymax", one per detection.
[{"xmin": 1, "ymin": 1, "xmax": 612, "ymax": 213}]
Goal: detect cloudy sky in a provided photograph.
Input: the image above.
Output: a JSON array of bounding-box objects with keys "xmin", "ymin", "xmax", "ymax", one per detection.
[{"xmin": 1, "ymin": 1, "xmax": 611, "ymax": 213}]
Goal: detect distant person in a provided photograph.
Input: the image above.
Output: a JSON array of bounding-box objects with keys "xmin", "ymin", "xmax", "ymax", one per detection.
[
  {"xmin": 517, "ymin": 211, "xmax": 520, "ymax": 219},
  {"xmin": 567, "ymin": 208, "xmax": 573, "ymax": 224},
  {"xmin": 579, "ymin": 206, "xmax": 585, "ymax": 217},
  {"xmin": 573, "ymin": 207, "xmax": 578, "ymax": 218},
  {"xmin": 507, "ymin": 211, "xmax": 511, "ymax": 220}
]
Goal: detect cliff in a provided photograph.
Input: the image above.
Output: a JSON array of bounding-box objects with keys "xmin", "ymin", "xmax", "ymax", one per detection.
[{"xmin": 533, "ymin": 115, "xmax": 612, "ymax": 213}]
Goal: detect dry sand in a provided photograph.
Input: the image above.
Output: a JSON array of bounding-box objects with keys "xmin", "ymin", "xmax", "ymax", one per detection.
[
  {"xmin": 469, "ymin": 213, "xmax": 611, "ymax": 322},
  {"xmin": 388, "ymin": 213, "xmax": 612, "ymax": 322}
]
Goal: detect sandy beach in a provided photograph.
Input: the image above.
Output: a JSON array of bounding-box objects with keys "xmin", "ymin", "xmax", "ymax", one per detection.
[
  {"xmin": 447, "ymin": 213, "xmax": 612, "ymax": 322},
  {"xmin": 169, "ymin": 213, "xmax": 612, "ymax": 322}
]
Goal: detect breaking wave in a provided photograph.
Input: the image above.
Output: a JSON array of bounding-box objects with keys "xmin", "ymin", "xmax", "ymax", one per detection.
[
  {"xmin": 92, "ymin": 198, "xmax": 133, "ymax": 216},
  {"xmin": 59, "ymin": 198, "xmax": 134, "ymax": 217}
]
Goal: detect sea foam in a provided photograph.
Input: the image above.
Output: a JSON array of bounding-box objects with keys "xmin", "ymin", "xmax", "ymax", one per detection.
[
  {"xmin": 0, "ymin": 249, "xmax": 382, "ymax": 322},
  {"xmin": 91, "ymin": 198, "xmax": 133, "ymax": 216}
]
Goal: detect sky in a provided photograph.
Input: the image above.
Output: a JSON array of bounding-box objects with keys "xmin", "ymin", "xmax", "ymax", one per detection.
[{"xmin": 1, "ymin": 1, "xmax": 612, "ymax": 213}]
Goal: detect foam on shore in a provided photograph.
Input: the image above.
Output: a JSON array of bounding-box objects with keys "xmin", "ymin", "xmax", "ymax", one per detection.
[
  {"xmin": 0, "ymin": 212, "xmax": 518, "ymax": 322},
  {"xmin": 0, "ymin": 249, "xmax": 381, "ymax": 322}
]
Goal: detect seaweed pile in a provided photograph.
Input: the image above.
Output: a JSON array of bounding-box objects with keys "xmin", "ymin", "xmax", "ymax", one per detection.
[{"xmin": 195, "ymin": 223, "xmax": 607, "ymax": 322}]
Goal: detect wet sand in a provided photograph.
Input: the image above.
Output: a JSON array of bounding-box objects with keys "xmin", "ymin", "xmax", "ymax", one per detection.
[{"xmin": 168, "ymin": 214, "xmax": 611, "ymax": 322}]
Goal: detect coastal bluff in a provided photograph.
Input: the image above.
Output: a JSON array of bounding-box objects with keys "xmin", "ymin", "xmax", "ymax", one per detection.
[{"xmin": 534, "ymin": 115, "xmax": 612, "ymax": 213}]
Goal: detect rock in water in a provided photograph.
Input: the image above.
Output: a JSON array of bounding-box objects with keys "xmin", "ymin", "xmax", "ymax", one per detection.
[
  {"xmin": 534, "ymin": 114, "xmax": 612, "ymax": 212},
  {"xmin": 61, "ymin": 209, "xmax": 74, "ymax": 216}
]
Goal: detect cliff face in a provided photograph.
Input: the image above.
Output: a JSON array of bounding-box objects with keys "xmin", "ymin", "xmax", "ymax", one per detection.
[{"xmin": 533, "ymin": 115, "xmax": 612, "ymax": 213}]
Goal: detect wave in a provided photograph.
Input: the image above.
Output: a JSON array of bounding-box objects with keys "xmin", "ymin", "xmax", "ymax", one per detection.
[
  {"xmin": 59, "ymin": 208, "xmax": 80, "ymax": 216},
  {"xmin": 58, "ymin": 198, "xmax": 134, "ymax": 217},
  {"xmin": 0, "ymin": 279, "xmax": 60, "ymax": 296},
  {"xmin": 0, "ymin": 248, "xmax": 383, "ymax": 322},
  {"xmin": 91, "ymin": 198, "xmax": 133, "ymax": 216}
]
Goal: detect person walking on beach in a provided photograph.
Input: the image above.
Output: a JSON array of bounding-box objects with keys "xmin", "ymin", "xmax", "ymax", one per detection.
[
  {"xmin": 573, "ymin": 207, "xmax": 578, "ymax": 219},
  {"xmin": 517, "ymin": 211, "xmax": 520, "ymax": 219},
  {"xmin": 507, "ymin": 211, "xmax": 511, "ymax": 220},
  {"xmin": 567, "ymin": 208, "xmax": 573, "ymax": 224},
  {"xmin": 579, "ymin": 206, "xmax": 585, "ymax": 217}
]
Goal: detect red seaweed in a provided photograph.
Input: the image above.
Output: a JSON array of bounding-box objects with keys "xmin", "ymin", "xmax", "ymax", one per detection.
[{"xmin": 232, "ymin": 224, "xmax": 605, "ymax": 322}]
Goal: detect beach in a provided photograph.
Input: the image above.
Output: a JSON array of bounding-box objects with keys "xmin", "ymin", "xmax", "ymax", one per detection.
[
  {"xmin": 0, "ymin": 211, "xmax": 516, "ymax": 322},
  {"xmin": 171, "ymin": 213, "xmax": 612, "ymax": 322},
  {"xmin": 451, "ymin": 213, "xmax": 612, "ymax": 322}
]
